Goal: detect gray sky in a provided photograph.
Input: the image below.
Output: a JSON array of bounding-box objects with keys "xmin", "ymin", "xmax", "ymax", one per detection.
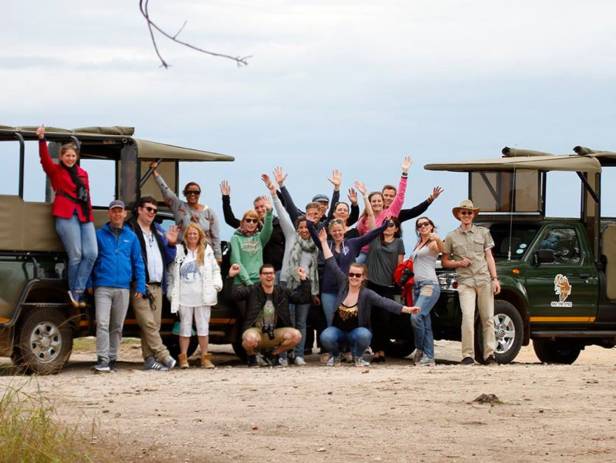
[{"xmin": 2, "ymin": 0, "xmax": 615, "ymax": 243}]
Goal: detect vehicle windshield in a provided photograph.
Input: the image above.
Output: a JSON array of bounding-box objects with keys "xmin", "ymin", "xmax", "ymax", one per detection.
[{"xmin": 487, "ymin": 222, "xmax": 541, "ymax": 260}]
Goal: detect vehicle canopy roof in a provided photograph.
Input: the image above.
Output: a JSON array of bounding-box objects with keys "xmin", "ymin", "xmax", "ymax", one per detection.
[{"xmin": 0, "ymin": 125, "xmax": 234, "ymax": 162}]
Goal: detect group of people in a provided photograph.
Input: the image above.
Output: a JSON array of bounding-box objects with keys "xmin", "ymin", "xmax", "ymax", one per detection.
[{"xmin": 38, "ymin": 125, "xmax": 502, "ymax": 372}]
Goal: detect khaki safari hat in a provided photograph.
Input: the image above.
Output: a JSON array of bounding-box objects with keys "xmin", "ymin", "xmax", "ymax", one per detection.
[{"xmin": 452, "ymin": 199, "xmax": 479, "ymax": 220}]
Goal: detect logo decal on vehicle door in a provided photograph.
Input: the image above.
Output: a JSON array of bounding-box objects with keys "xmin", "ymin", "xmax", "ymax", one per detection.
[{"xmin": 551, "ymin": 274, "xmax": 572, "ymax": 307}]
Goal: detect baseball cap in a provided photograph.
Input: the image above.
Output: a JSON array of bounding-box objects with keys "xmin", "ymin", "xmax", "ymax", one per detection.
[
  {"xmin": 108, "ymin": 199, "xmax": 125, "ymax": 210},
  {"xmin": 312, "ymin": 194, "xmax": 329, "ymax": 203}
]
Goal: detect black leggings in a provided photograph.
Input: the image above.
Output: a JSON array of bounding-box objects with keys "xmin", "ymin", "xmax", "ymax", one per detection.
[{"xmin": 367, "ymin": 281, "xmax": 399, "ymax": 353}]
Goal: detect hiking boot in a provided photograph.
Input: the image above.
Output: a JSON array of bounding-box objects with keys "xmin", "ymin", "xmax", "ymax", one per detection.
[
  {"xmin": 342, "ymin": 352, "xmax": 353, "ymax": 363},
  {"xmin": 326, "ymin": 354, "xmax": 341, "ymax": 367},
  {"xmin": 255, "ymin": 353, "xmax": 270, "ymax": 367},
  {"xmin": 276, "ymin": 353, "xmax": 288, "ymax": 368},
  {"xmin": 201, "ymin": 353, "xmax": 215, "ymax": 369},
  {"xmin": 108, "ymin": 359, "xmax": 117, "ymax": 372},
  {"xmin": 460, "ymin": 356, "xmax": 475, "ymax": 366},
  {"xmin": 144, "ymin": 356, "xmax": 169, "ymax": 371},
  {"xmin": 412, "ymin": 349, "xmax": 424, "ymax": 365},
  {"xmin": 354, "ymin": 357, "xmax": 370, "ymax": 368},
  {"xmin": 294, "ymin": 356, "xmax": 306, "ymax": 366},
  {"xmin": 67, "ymin": 290, "xmax": 81, "ymax": 309},
  {"xmin": 485, "ymin": 355, "xmax": 498, "ymax": 366},
  {"xmin": 247, "ymin": 355, "xmax": 258, "ymax": 367},
  {"xmin": 178, "ymin": 353, "xmax": 189, "ymax": 369}
]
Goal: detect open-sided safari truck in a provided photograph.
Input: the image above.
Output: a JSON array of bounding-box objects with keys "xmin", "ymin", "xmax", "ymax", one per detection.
[
  {"xmin": 0, "ymin": 125, "xmax": 235, "ymax": 374},
  {"xmin": 425, "ymin": 146, "xmax": 616, "ymax": 364}
]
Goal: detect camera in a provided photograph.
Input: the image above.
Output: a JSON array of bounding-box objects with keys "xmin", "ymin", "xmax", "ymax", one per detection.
[
  {"xmin": 262, "ymin": 324, "xmax": 275, "ymax": 340},
  {"xmin": 399, "ymin": 268, "xmax": 414, "ymax": 286}
]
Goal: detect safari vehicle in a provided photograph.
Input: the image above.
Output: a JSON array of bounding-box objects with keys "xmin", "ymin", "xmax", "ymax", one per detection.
[
  {"xmin": 0, "ymin": 124, "xmax": 236, "ymax": 374},
  {"xmin": 425, "ymin": 146, "xmax": 616, "ymax": 364}
]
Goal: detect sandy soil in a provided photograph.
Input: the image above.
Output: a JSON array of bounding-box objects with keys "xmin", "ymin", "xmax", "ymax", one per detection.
[{"xmin": 1, "ymin": 340, "xmax": 616, "ymax": 462}]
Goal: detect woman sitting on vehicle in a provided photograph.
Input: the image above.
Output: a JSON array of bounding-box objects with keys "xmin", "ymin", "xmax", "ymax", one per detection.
[
  {"xmin": 168, "ymin": 223, "xmax": 222, "ymax": 369},
  {"xmin": 151, "ymin": 162, "xmax": 222, "ymax": 263},
  {"xmin": 229, "ymin": 203, "xmax": 273, "ymax": 286},
  {"xmin": 409, "ymin": 216, "xmax": 444, "ymax": 366},
  {"xmin": 317, "ymin": 228, "xmax": 417, "ymax": 367},
  {"xmin": 36, "ymin": 125, "xmax": 97, "ymax": 307}
]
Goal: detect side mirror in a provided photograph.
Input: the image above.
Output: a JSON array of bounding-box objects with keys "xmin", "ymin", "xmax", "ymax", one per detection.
[{"xmin": 534, "ymin": 249, "xmax": 555, "ymax": 265}]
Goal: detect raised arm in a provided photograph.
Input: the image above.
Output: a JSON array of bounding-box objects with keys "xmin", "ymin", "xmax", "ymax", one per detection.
[
  {"xmin": 347, "ymin": 187, "xmax": 360, "ymax": 226},
  {"xmin": 306, "ymin": 220, "xmax": 324, "ymax": 251},
  {"xmin": 355, "ymin": 181, "xmax": 376, "ymax": 230},
  {"xmin": 385, "ymin": 156, "xmax": 412, "ymax": 217},
  {"xmin": 274, "ymin": 167, "xmax": 303, "ymax": 224},
  {"xmin": 327, "ymin": 169, "xmax": 342, "ymax": 220},
  {"xmin": 263, "ymin": 174, "xmax": 294, "ymax": 239},
  {"xmin": 220, "ymin": 180, "xmax": 241, "ymax": 228},
  {"xmin": 151, "ymin": 163, "xmax": 182, "ymax": 214},
  {"xmin": 398, "ymin": 187, "xmax": 443, "ymax": 224},
  {"xmin": 36, "ymin": 126, "xmax": 57, "ymax": 177}
]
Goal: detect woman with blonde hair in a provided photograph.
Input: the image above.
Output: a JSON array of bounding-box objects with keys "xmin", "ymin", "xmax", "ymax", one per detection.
[{"xmin": 168, "ymin": 223, "xmax": 222, "ymax": 369}]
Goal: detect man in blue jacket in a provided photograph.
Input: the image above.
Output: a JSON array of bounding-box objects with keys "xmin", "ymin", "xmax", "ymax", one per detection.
[{"xmin": 91, "ymin": 200, "xmax": 146, "ymax": 373}]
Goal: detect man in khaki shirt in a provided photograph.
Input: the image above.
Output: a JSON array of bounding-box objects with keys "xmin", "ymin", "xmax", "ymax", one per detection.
[{"xmin": 442, "ymin": 200, "xmax": 500, "ymax": 365}]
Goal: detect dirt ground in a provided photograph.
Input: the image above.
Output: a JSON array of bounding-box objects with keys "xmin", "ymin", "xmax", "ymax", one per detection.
[{"xmin": 1, "ymin": 339, "xmax": 616, "ymax": 463}]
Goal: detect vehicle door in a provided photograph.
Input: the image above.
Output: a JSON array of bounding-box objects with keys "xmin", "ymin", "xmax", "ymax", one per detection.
[{"xmin": 523, "ymin": 225, "xmax": 598, "ymax": 325}]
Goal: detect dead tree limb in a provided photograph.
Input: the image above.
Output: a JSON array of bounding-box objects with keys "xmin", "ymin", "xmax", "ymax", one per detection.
[{"xmin": 139, "ymin": 0, "xmax": 250, "ymax": 68}]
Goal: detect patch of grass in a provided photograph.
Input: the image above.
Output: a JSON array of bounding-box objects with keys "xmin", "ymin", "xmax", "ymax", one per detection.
[{"xmin": 0, "ymin": 383, "xmax": 99, "ymax": 463}]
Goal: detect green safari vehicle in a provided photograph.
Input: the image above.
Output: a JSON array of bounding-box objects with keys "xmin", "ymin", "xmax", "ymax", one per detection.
[
  {"xmin": 0, "ymin": 124, "xmax": 239, "ymax": 374},
  {"xmin": 424, "ymin": 146, "xmax": 616, "ymax": 364}
]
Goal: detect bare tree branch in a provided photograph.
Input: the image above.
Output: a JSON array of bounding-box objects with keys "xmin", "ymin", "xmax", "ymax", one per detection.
[{"xmin": 139, "ymin": 0, "xmax": 250, "ymax": 68}]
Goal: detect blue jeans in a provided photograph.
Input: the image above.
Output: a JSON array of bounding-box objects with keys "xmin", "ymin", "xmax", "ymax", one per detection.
[
  {"xmin": 289, "ymin": 303, "xmax": 310, "ymax": 357},
  {"xmin": 411, "ymin": 280, "xmax": 441, "ymax": 359},
  {"xmin": 320, "ymin": 326, "xmax": 372, "ymax": 358},
  {"xmin": 55, "ymin": 214, "xmax": 98, "ymax": 293},
  {"xmin": 321, "ymin": 292, "xmax": 338, "ymax": 327}
]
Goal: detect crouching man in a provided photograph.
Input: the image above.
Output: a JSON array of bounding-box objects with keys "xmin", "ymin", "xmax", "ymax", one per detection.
[{"xmin": 227, "ymin": 263, "xmax": 310, "ymax": 367}]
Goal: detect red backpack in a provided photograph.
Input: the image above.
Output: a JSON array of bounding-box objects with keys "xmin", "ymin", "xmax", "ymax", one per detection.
[{"xmin": 393, "ymin": 258, "xmax": 415, "ymax": 306}]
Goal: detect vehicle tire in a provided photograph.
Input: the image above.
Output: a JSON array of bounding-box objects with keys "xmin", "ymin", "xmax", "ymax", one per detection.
[
  {"xmin": 475, "ymin": 300, "xmax": 524, "ymax": 364},
  {"xmin": 164, "ymin": 335, "xmax": 198, "ymax": 360},
  {"xmin": 14, "ymin": 308, "xmax": 73, "ymax": 375},
  {"xmin": 532, "ymin": 339, "xmax": 581, "ymax": 364}
]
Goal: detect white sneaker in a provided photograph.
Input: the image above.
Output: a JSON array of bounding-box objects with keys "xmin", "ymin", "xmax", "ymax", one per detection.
[
  {"xmin": 419, "ymin": 356, "xmax": 435, "ymax": 366},
  {"xmin": 294, "ymin": 356, "xmax": 306, "ymax": 366},
  {"xmin": 354, "ymin": 357, "xmax": 370, "ymax": 368},
  {"xmin": 326, "ymin": 354, "xmax": 341, "ymax": 367}
]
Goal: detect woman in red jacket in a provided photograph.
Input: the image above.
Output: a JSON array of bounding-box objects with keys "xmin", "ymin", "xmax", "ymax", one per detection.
[{"xmin": 37, "ymin": 125, "xmax": 98, "ymax": 307}]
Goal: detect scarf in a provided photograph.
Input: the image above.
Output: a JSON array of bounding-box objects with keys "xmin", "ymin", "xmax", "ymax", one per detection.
[
  {"xmin": 60, "ymin": 162, "xmax": 90, "ymax": 220},
  {"xmin": 286, "ymin": 235, "xmax": 319, "ymax": 294}
]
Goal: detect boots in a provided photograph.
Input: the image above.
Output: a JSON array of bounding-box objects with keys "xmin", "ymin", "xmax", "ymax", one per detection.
[
  {"xmin": 178, "ymin": 353, "xmax": 189, "ymax": 369},
  {"xmin": 201, "ymin": 353, "xmax": 215, "ymax": 369}
]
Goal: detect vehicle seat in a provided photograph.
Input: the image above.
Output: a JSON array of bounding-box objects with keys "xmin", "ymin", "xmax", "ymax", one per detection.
[{"xmin": 602, "ymin": 224, "xmax": 616, "ymax": 300}]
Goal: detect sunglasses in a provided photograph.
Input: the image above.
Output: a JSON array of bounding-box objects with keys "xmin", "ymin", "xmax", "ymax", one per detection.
[
  {"xmin": 459, "ymin": 211, "xmax": 474, "ymax": 216},
  {"xmin": 416, "ymin": 222, "xmax": 431, "ymax": 229},
  {"xmin": 348, "ymin": 272, "xmax": 363, "ymax": 278},
  {"xmin": 244, "ymin": 218, "xmax": 258, "ymax": 224},
  {"xmin": 144, "ymin": 206, "xmax": 158, "ymax": 214},
  {"xmin": 185, "ymin": 190, "xmax": 201, "ymax": 196}
]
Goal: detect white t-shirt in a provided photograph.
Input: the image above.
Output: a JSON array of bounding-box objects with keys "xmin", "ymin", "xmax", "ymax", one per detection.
[
  {"xmin": 141, "ymin": 228, "xmax": 164, "ymax": 283},
  {"xmin": 179, "ymin": 250, "xmax": 202, "ymax": 307}
]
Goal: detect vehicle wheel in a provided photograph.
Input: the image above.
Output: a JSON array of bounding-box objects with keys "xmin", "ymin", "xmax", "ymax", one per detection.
[
  {"xmin": 475, "ymin": 300, "xmax": 524, "ymax": 364},
  {"xmin": 15, "ymin": 308, "xmax": 73, "ymax": 374},
  {"xmin": 164, "ymin": 336, "xmax": 198, "ymax": 359},
  {"xmin": 532, "ymin": 339, "xmax": 581, "ymax": 364}
]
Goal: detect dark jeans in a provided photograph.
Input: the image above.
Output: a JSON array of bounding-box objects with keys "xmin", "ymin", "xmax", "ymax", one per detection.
[{"xmin": 367, "ymin": 281, "xmax": 400, "ymax": 353}]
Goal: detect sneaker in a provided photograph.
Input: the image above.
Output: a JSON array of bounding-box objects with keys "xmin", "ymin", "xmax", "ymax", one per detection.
[
  {"xmin": 144, "ymin": 356, "xmax": 169, "ymax": 371},
  {"xmin": 255, "ymin": 353, "xmax": 270, "ymax": 367},
  {"xmin": 419, "ymin": 356, "xmax": 435, "ymax": 366},
  {"xmin": 67, "ymin": 290, "xmax": 81, "ymax": 308},
  {"xmin": 247, "ymin": 355, "xmax": 258, "ymax": 367},
  {"xmin": 485, "ymin": 355, "xmax": 498, "ymax": 366},
  {"xmin": 108, "ymin": 359, "xmax": 117, "ymax": 372},
  {"xmin": 412, "ymin": 349, "xmax": 424, "ymax": 365},
  {"xmin": 460, "ymin": 356, "xmax": 475, "ymax": 366},
  {"xmin": 294, "ymin": 356, "xmax": 306, "ymax": 366},
  {"xmin": 94, "ymin": 362, "xmax": 111, "ymax": 373},
  {"xmin": 162, "ymin": 356, "xmax": 177, "ymax": 370},
  {"xmin": 326, "ymin": 354, "xmax": 340, "ymax": 367},
  {"xmin": 277, "ymin": 353, "xmax": 289, "ymax": 368},
  {"xmin": 354, "ymin": 357, "xmax": 370, "ymax": 368}
]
